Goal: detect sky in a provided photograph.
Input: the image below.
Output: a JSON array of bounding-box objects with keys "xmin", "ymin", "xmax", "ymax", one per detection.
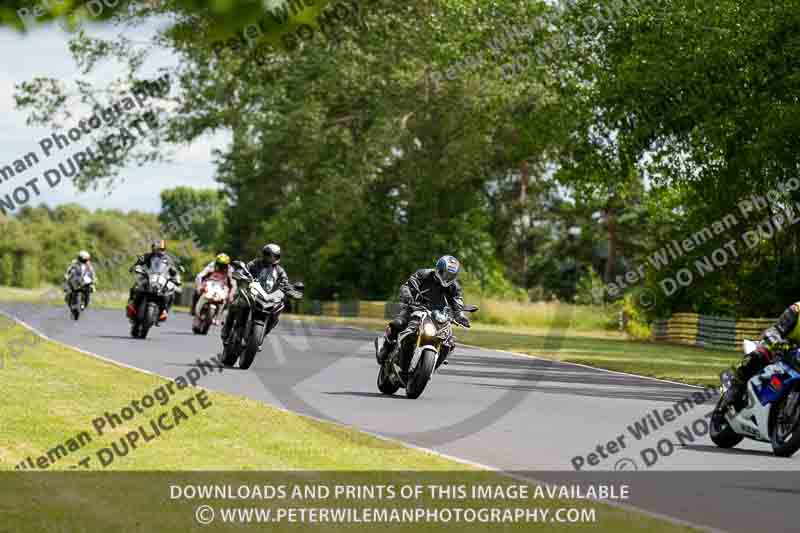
[{"xmin": 0, "ymin": 19, "xmax": 228, "ymax": 214}]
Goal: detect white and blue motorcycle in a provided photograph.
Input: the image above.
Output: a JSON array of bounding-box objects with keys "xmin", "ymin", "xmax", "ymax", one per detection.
[{"xmin": 711, "ymin": 339, "xmax": 800, "ymax": 457}]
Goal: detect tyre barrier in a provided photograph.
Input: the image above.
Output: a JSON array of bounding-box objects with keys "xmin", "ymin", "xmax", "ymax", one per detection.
[{"xmin": 652, "ymin": 312, "xmax": 776, "ymax": 350}]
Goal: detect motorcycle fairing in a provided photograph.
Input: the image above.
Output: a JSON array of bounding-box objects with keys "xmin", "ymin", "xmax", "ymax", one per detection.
[{"xmin": 725, "ymin": 362, "xmax": 800, "ymax": 442}]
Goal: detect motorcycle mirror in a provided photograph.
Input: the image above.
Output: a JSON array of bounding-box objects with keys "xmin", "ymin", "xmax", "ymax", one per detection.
[
  {"xmin": 463, "ymin": 304, "xmax": 479, "ymax": 313},
  {"xmin": 178, "ymin": 265, "xmax": 186, "ymax": 273},
  {"xmin": 293, "ymin": 281, "xmax": 305, "ymax": 290},
  {"xmin": 232, "ymin": 260, "xmax": 247, "ymax": 270}
]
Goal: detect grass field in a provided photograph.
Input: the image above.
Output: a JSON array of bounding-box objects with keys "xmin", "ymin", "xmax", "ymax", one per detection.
[
  {"xmin": 472, "ymin": 299, "xmax": 618, "ymax": 331},
  {"xmin": 0, "ymin": 285, "xmax": 190, "ymax": 313},
  {"xmin": 0, "ymin": 315, "xmax": 698, "ymax": 532}
]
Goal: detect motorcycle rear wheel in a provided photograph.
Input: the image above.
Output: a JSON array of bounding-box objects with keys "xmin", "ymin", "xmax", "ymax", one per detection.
[
  {"xmin": 770, "ymin": 386, "xmax": 800, "ymax": 457},
  {"xmin": 221, "ymin": 323, "xmax": 241, "ymax": 366},
  {"xmin": 377, "ymin": 363, "xmax": 400, "ymax": 395}
]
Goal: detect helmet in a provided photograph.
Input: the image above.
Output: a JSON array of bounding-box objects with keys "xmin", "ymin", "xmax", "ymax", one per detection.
[
  {"xmin": 214, "ymin": 253, "xmax": 231, "ymax": 270},
  {"xmin": 435, "ymin": 255, "xmax": 460, "ymax": 287},
  {"xmin": 77, "ymin": 250, "xmax": 90, "ymax": 263},
  {"xmin": 262, "ymin": 243, "xmax": 281, "ymax": 265},
  {"xmin": 151, "ymin": 239, "xmax": 166, "ymax": 254}
]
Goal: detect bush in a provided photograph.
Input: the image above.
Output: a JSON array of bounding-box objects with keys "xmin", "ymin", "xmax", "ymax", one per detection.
[{"xmin": 621, "ymin": 291, "xmax": 652, "ymax": 339}]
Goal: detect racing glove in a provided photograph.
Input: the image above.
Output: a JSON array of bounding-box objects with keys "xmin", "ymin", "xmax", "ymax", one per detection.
[{"xmin": 454, "ymin": 314, "xmax": 471, "ymax": 328}]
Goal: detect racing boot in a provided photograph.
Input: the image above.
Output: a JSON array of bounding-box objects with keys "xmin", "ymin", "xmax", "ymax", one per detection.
[
  {"xmin": 375, "ymin": 335, "xmax": 396, "ymax": 364},
  {"xmin": 717, "ymin": 350, "xmax": 768, "ymax": 413},
  {"xmin": 190, "ymin": 291, "xmax": 199, "ymax": 316},
  {"xmin": 125, "ymin": 300, "xmax": 137, "ymax": 320}
]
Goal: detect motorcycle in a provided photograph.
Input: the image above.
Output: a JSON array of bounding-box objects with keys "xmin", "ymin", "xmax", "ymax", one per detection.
[
  {"xmin": 66, "ymin": 264, "xmax": 94, "ymax": 320},
  {"xmin": 128, "ymin": 256, "xmax": 182, "ymax": 339},
  {"xmin": 221, "ymin": 261, "xmax": 304, "ymax": 370},
  {"xmin": 375, "ymin": 298, "xmax": 479, "ymax": 399},
  {"xmin": 192, "ymin": 274, "xmax": 231, "ymax": 335},
  {"xmin": 711, "ymin": 339, "xmax": 800, "ymax": 457}
]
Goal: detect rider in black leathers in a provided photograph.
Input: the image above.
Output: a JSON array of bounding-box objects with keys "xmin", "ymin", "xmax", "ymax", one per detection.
[
  {"xmin": 376, "ymin": 255, "xmax": 471, "ymax": 364},
  {"xmin": 221, "ymin": 243, "xmax": 291, "ymax": 343}
]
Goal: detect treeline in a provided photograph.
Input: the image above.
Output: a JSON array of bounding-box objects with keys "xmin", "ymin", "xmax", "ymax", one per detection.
[
  {"xmin": 0, "ymin": 188, "xmax": 226, "ymax": 290},
  {"xmin": 12, "ymin": 0, "xmax": 800, "ymax": 319}
]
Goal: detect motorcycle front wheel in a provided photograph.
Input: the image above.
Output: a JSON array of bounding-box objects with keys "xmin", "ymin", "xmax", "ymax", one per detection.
[
  {"xmin": 770, "ymin": 385, "xmax": 800, "ymax": 457},
  {"xmin": 239, "ymin": 322, "xmax": 264, "ymax": 370},
  {"xmin": 136, "ymin": 302, "xmax": 158, "ymax": 339},
  {"xmin": 405, "ymin": 348, "xmax": 437, "ymax": 399},
  {"xmin": 70, "ymin": 292, "xmax": 81, "ymax": 320},
  {"xmin": 709, "ymin": 405, "xmax": 743, "ymax": 449}
]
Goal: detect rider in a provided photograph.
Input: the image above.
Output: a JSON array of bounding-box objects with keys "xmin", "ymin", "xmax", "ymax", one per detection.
[
  {"xmin": 63, "ymin": 250, "xmax": 96, "ymax": 307},
  {"xmin": 191, "ymin": 253, "xmax": 236, "ymax": 316},
  {"xmin": 221, "ymin": 243, "xmax": 291, "ymax": 343},
  {"xmin": 126, "ymin": 239, "xmax": 182, "ymax": 324},
  {"xmin": 376, "ymin": 255, "xmax": 471, "ymax": 364},
  {"xmin": 718, "ymin": 301, "xmax": 800, "ymax": 412}
]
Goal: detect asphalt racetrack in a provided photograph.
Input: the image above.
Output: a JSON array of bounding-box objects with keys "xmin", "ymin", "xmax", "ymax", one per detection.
[{"xmin": 3, "ymin": 303, "xmax": 800, "ymax": 533}]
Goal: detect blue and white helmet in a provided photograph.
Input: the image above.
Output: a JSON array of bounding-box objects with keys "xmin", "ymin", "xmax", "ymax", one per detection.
[{"xmin": 435, "ymin": 255, "xmax": 460, "ymax": 287}]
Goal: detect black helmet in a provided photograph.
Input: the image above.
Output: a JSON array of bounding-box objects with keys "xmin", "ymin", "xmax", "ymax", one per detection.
[
  {"xmin": 262, "ymin": 243, "xmax": 281, "ymax": 265},
  {"xmin": 435, "ymin": 255, "xmax": 460, "ymax": 287}
]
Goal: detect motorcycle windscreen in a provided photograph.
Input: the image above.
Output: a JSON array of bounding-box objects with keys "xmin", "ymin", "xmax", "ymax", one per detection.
[{"xmin": 257, "ymin": 268, "xmax": 278, "ymax": 293}]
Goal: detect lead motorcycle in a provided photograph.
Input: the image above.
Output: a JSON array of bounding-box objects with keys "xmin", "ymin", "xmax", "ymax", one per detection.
[
  {"xmin": 375, "ymin": 298, "xmax": 478, "ymax": 399},
  {"xmin": 128, "ymin": 256, "xmax": 182, "ymax": 339},
  {"xmin": 65, "ymin": 263, "xmax": 94, "ymax": 320},
  {"xmin": 221, "ymin": 261, "xmax": 304, "ymax": 370},
  {"xmin": 711, "ymin": 339, "xmax": 800, "ymax": 457}
]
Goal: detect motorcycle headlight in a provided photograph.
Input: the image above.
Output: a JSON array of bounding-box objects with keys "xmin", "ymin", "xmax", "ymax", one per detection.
[
  {"xmin": 422, "ymin": 321, "xmax": 437, "ymax": 337},
  {"xmin": 432, "ymin": 310, "xmax": 448, "ymax": 323}
]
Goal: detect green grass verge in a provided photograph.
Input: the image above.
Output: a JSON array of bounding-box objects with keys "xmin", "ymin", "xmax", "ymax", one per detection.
[
  {"xmin": 473, "ymin": 299, "xmax": 618, "ymax": 331},
  {"xmin": 0, "ymin": 317, "xmax": 698, "ymax": 532},
  {"xmin": 0, "ymin": 313, "xmax": 457, "ymax": 471}
]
